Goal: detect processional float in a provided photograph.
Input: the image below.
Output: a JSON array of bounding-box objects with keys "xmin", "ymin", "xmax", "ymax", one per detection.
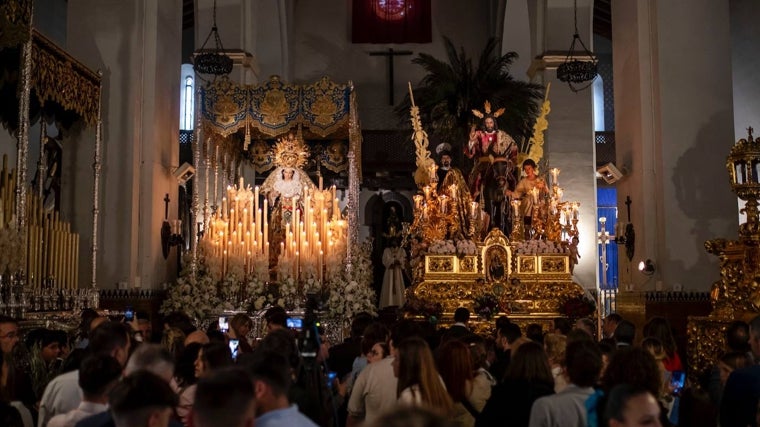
[
  {"xmin": 0, "ymin": 1, "xmax": 102, "ymax": 318},
  {"xmin": 403, "ymin": 83, "xmax": 592, "ymax": 331}
]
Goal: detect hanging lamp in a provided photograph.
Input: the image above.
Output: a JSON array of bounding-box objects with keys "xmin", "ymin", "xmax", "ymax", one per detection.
[
  {"xmin": 193, "ymin": 0, "xmax": 233, "ymax": 77},
  {"xmin": 556, "ymin": 0, "xmax": 598, "ymax": 92}
]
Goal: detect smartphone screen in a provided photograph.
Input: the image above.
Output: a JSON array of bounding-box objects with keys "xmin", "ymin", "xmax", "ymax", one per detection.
[
  {"xmin": 229, "ymin": 339, "xmax": 240, "ymax": 360},
  {"xmin": 218, "ymin": 316, "xmax": 229, "ymax": 333},
  {"xmin": 327, "ymin": 371, "xmax": 337, "ymax": 388},
  {"xmin": 670, "ymin": 370, "xmax": 685, "ymax": 394},
  {"xmin": 125, "ymin": 307, "xmax": 134, "ymax": 321},
  {"xmin": 286, "ymin": 317, "xmax": 303, "ymax": 330}
]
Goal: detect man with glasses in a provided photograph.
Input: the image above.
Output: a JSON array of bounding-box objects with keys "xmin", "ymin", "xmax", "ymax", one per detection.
[{"xmin": 0, "ymin": 315, "xmax": 35, "ymax": 418}]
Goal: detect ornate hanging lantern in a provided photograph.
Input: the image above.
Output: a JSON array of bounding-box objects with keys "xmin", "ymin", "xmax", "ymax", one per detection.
[
  {"xmin": 193, "ymin": 0, "xmax": 233, "ymax": 77},
  {"xmin": 556, "ymin": 0, "xmax": 598, "ymax": 92}
]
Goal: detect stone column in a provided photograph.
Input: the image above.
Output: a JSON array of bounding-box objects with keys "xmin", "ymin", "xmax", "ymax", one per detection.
[
  {"xmin": 529, "ymin": 0, "xmax": 597, "ymax": 289},
  {"xmin": 611, "ymin": 0, "xmax": 736, "ymax": 291},
  {"xmin": 67, "ymin": 0, "xmax": 182, "ymax": 289}
]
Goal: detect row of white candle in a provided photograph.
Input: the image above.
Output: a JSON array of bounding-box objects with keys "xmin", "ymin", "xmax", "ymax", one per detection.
[{"xmin": 204, "ymin": 177, "xmax": 348, "ymax": 282}]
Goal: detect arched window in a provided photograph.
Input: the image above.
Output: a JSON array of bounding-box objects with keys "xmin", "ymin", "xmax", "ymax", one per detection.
[
  {"xmin": 179, "ymin": 64, "xmax": 195, "ymax": 130},
  {"xmin": 592, "ymin": 75, "xmax": 605, "ymax": 132}
]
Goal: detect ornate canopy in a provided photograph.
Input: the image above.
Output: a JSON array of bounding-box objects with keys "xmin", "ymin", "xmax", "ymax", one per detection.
[{"xmin": 200, "ymin": 75, "xmax": 352, "ymax": 140}]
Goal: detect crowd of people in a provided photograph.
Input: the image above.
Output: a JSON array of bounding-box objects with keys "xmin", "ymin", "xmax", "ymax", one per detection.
[{"xmin": 0, "ymin": 306, "xmax": 758, "ymax": 427}]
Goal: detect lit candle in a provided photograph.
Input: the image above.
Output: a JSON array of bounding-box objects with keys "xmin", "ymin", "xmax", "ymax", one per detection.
[
  {"xmin": 423, "ymin": 185, "xmax": 431, "ymax": 200},
  {"xmin": 439, "ymin": 195, "xmax": 448, "ymax": 214},
  {"xmin": 414, "ymin": 195, "xmax": 423, "ymax": 210},
  {"xmin": 550, "ymin": 168, "xmax": 559, "ymax": 186}
]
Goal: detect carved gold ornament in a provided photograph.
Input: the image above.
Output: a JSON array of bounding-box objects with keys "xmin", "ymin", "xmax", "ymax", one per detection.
[
  {"xmin": 471, "ymin": 100, "xmax": 505, "ymax": 120},
  {"xmin": 0, "ymin": 0, "xmax": 32, "ymax": 48},
  {"xmin": 30, "ymin": 31, "xmax": 100, "ymax": 126},
  {"xmin": 250, "ymin": 140, "xmax": 274, "ymax": 174},
  {"xmin": 272, "ymin": 132, "xmax": 310, "ymax": 170}
]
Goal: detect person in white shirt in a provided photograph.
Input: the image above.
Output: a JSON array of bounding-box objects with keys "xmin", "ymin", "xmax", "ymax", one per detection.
[
  {"xmin": 347, "ymin": 320, "xmax": 422, "ymax": 427},
  {"xmin": 47, "ymin": 354, "xmax": 122, "ymax": 427}
]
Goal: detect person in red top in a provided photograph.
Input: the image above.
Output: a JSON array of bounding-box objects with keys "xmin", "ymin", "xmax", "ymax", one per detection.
[{"xmin": 643, "ymin": 316, "xmax": 683, "ymax": 372}]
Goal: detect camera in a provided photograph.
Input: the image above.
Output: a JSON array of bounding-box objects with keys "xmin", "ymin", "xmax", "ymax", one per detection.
[
  {"xmin": 228, "ymin": 339, "xmax": 240, "ymax": 360},
  {"xmin": 298, "ymin": 293, "xmax": 322, "ymax": 362},
  {"xmin": 218, "ymin": 316, "xmax": 229, "ymax": 333},
  {"xmin": 287, "ymin": 317, "xmax": 303, "ymax": 330},
  {"xmin": 125, "ymin": 306, "xmax": 134, "ymax": 322}
]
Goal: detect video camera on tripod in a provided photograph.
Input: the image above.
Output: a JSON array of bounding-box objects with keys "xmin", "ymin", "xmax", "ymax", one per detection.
[{"xmin": 298, "ymin": 292, "xmax": 322, "ymax": 362}]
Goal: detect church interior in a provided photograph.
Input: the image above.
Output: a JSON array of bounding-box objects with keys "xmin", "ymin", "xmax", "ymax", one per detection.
[{"xmin": 2, "ymin": 0, "xmax": 760, "ymax": 424}]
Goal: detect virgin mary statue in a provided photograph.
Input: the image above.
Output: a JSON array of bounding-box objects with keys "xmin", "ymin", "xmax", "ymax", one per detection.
[{"xmin": 261, "ymin": 133, "xmax": 316, "ymax": 261}]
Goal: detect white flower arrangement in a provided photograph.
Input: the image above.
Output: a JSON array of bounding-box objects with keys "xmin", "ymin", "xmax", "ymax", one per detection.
[
  {"xmin": 161, "ymin": 273, "xmax": 221, "ymax": 321},
  {"xmin": 163, "ymin": 238, "xmax": 378, "ymax": 324},
  {"xmin": 455, "ymin": 239, "xmax": 477, "ymax": 256},
  {"xmin": 324, "ymin": 239, "xmax": 377, "ymax": 319},
  {"xmin": 515, "ymin": 239, "xmax": 569, "ymax": 255},
  {"xmin": 429, "ymin": 239, "xmax": 456, "ymax": 254}
]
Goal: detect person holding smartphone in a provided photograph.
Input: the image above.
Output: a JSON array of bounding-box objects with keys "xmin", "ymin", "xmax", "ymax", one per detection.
[{"xmin": 229, "ymin": 314, "xmax": 254, "ymax": 355}]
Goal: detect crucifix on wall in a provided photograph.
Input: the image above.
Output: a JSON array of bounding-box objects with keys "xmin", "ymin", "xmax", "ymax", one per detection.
[{"xmin": 369, "ymin": 48, "xmax": 413, "ymax": 105}]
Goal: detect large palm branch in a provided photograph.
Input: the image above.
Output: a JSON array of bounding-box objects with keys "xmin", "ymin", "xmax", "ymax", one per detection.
[{"xmin": 397, "ymin": 37, "xmax": 544, "ymax": 150}]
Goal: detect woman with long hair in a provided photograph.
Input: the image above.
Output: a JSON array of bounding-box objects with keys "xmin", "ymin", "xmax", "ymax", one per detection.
[
  {"xmin": 436, "ymin": 340, "xmax": 478, "ymax": 426},
  {"xmin": 177, "ymin": 342, "xmax": 232, "ymax": 427},
  {"xmin": 597, "ymin": 346, "xmax": 672, "ymax": 427},
  {"xmin": 394, "ymin": 337, "xmax": 453, "ymax": 414},
  {"xmin": 173, "ymin": 343, "xmax": 202, "ymax": 425},
  {"xmin": 643, "ymin": 317, "xmax": 682, "ymax": 372},
  {"xmin": 228, "ymin": 313, "xmax": 253, "ymax": 354},
  {"xmin": 475, "ymin": 341, "xmax": 555, "ymax": 427},
  {"xmin": 544, "ymin": 333, "xmax": 567, "ymax": 393}
]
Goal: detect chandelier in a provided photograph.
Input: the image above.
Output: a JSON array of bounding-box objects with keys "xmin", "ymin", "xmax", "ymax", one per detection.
[
  {"xmin": 556, "ymin": 0, "xmax": 598, "ymax": 92},
  {"xmin": 193, "ymin": 0, "xmax": 233, "ymax": 77}
]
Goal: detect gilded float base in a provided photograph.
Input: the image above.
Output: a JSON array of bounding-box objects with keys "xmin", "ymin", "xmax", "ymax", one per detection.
[{"xmin": 409, "ymin": 230, "xmax": 586, "ymax": 327}]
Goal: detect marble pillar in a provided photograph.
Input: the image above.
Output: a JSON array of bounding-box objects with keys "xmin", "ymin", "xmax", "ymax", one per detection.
[
  {"xmin": 612, "ymin": 0, "xmax": 736, "ymax": 291},
  {"xmin": 67, "ymin": 0, "xmax": 183, "ymax": 289}
]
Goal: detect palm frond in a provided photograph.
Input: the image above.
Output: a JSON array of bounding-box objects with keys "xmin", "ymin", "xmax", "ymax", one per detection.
[{"xmin": 396, "ymin": 36, "xmax": 545, "ymax": 146}]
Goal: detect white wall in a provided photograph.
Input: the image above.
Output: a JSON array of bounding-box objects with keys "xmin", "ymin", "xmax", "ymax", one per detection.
[
  {"xmin": 67, "ymin": 0, "xmax": 182, "ymax": 289},
  {"xmin": 612, "ymin": 0, "xmax": 737, "ymax": 291}
]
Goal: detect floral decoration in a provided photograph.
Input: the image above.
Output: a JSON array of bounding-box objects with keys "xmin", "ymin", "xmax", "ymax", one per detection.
[
  {"xmin": 560, "ymin": 295, "xmax": 596, "ymax": 319},
  {"xmin": 403, "ymin": 297, "xmax": 443, "ymax": 324},
  {"xmin": 455, "ymin": 239, "xmax": 477, "ymax": 256},
  {"xmin": 429, "ymin": 239, "xmax": 456, "ymax": 254},
  {"xmin": 515, "ymin": 239, "xmax": 567, "ymax": 255},
  {"xmin": 162, "ymin": 238, "xmax": 377, "ymax": 323},
  {"xmin": 325, "ymin": 239, "xmax": 377, "ymax": 319},
  {"xmin": 473, "ymin": 293, "xmax": 500, "ymax": 320}
]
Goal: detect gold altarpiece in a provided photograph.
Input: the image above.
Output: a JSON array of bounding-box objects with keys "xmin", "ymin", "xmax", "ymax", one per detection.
[{"xmin": 688, "ymin": 128, "xmax": 760, "ymax": 378}]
